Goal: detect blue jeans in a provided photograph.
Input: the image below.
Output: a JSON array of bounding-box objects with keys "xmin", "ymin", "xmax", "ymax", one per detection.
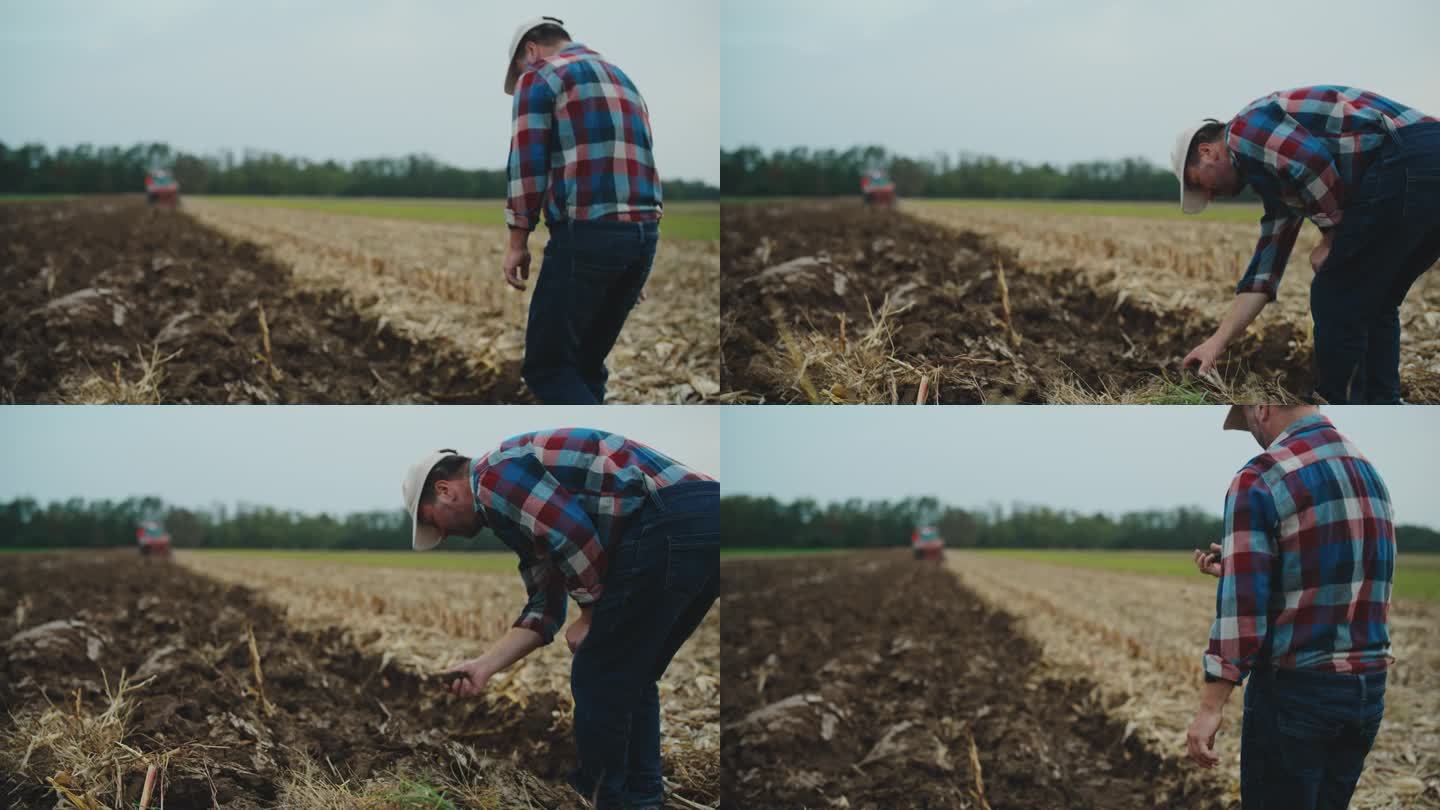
[
  {"xmin": 568, "ymin": 481, "xmax": 719, "ymax": 810},
  {"xmin": 1240, "ymin": 667, "xmax": 1387, "ymax": 810},
  {"xmin": 1311, "ymin": 121, "xmax": 1440, "ymax": 403},
  {"xmin": 523, "ymin": 219, "xmax": 659, "ymax": 404}
]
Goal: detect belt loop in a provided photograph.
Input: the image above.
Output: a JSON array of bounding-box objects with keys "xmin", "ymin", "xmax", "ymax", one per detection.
[{"xmin": 1359, "ymin": 674, "xmax": 1367, "ymax": 704}]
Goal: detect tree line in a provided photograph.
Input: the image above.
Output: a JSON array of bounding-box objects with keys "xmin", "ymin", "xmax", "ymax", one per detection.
[
  {"xmin": 0, "ymin": 497, "xmax": 506, "ymax": 552},
  {"xmin": 0, "ymin": 141, "xmax": 719, "ymax": 200},
  {"xmin": 721, "ymin": 145, "xmax": 1260, "ymax": 201},
  {"xmin": 721, "ymin": 496, "xmax": 1440, "ymax": 553}
]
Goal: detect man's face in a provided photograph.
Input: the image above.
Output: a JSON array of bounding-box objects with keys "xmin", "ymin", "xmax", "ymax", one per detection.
[
  {"xmin": 1184, "ymin": 141, "xmax": 1244, "ymax": 201},
  {"xmin": 418, "ymin": 478, "xmax": 478, "ymax": 541}
]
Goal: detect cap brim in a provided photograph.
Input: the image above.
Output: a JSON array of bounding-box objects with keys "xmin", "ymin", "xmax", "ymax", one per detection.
[
  {"xmin": 412, "ymin": 515, "xmax": 443, "ymax": 551},
  {"xmin": 1222, "ymin": 405, "xmax": 1248, "ymax": 431},
  {"xmin": 504, "ymin": 65, "xmax": 518, "ymax": 95},
  {"xmin": 1181, "ymin": 187, "xmax": 1209, "ymax": 215}
]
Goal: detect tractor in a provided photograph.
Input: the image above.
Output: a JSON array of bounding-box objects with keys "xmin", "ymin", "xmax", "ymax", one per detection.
[{"xmin": 144, "ymin": 168, "xmax": 181, "ymax": 209}]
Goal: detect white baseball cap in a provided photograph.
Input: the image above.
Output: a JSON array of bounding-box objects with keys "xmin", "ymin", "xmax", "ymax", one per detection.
[
  {"xmin": 1171, "ymin": 119, "xmax": 1222, "ymax": 215},
  {"xmin": 505, "ymin": 15, "xmax": 568, "ymax": 95},
  {"xmin": 402, "ymin": 449, "xmax": 461, "ymax": 551}
]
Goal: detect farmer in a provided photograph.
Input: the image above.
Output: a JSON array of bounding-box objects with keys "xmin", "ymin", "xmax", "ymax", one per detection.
[
  {"xmin": 1174, "ymin": 86, "xmax": 1440, "ymax": 404},
  {"xmin": 1186, "ymin": 405, "xmax": 1394, "ymax": 809},
  {"xmin": 500, "ymin": 17, "xmax": 663, "ymax": 404},
  {"xmin": 401, "ymin": 428, "xmax": 718, "ymax": 810}
]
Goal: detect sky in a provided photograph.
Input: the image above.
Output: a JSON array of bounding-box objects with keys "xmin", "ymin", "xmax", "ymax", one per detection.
[
  {"xmin": 722, "ymin": 406, "xmax": 1440, "ymax": 527},
  {"xmin": 721, "ymin": 0, "xmax": 1440, "ymax": 168},
  {"xmin": 0, "ymin": 406, "xmax": 720, "ymax": 515},
  {"xmin": 0, "ymin": 0, "xmax": 720, "ymax": 184}
]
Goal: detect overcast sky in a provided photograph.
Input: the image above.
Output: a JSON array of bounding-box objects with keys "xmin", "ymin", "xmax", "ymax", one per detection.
[
  {"xmin": 722, "ymin": 0, "xmax": 1440, "ymax": 167},
  {"xmin": 1, "ymin": 0, "xmax": 720, "ymax": 184},
  {"xmin": 722, "ymin": 407, "xmax": 1440, "ymax": 527},
  {"xmin": 0, "ymin": 406, "xmax": 720, "ymax": 515}
]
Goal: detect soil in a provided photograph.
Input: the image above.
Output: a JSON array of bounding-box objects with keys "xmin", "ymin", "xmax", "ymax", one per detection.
[
  {"xmin": 721, "ymin": 203, "xmax": 1314, "ymax": 402},
  {"xmin": 0, "ymin": 199, "xmax": 526, "ymax": 403},
  {"xmin": 721, "ymin": 552, "xmax": 1225, "ymax": 810},
  {"xmin": 0, "ymin": 553, "xmax": 574, "ymax": 809}
]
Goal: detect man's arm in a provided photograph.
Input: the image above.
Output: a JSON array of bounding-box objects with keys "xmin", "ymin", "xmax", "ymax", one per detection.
[
  {"xmin": 1203, "ymin": 467, "xmax": 1277, "ymax": 683},
  {"xmin": 505, "ymin": 71, "xmax": 556, "ymax": 232},
  {"xmin": 1186, "ymin": 677, "xmax": 1236, "ymax": 768},
  {"xmin": 445, "ymin": 625, "xmax": 546, "ymax": 697}
]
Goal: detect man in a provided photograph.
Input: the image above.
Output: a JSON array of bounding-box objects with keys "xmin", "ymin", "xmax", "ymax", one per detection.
[
  {"xmin": 401, "ymin": 428, "xmax": 718, "ymax": 810},
  {"xmin": 500, "ymin": 17, "xmax": 663, "ymax": 404},
  {"xmin": 1173, "ymin": 86, "xmax": 1440, "ymax": 403},
  {"xmin": 1186, "ymin": 405, "xmax": 1394, "ymax": 809}
]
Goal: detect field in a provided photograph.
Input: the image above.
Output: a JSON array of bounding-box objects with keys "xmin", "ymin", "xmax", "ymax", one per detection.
[
  {"xmin": 949, "ymin": 550, "xmax": 1439, "ymax": 809},
  {"xmin": 722, "ymin": 552, "xmax": 1215, "ymax": 809},
  {"xmin": 722, "ymin": 550, "xmax": 1440, "ymax": 809},
  {"xmin": 720, "ymin": 199, "xmax": 1440, "ymax": 403},
  {"xmin": 0, "ymin": 195, "xmax": 720, "ymax": 404},
  {"xmin": 0, "ymin": 551, "xmax": 719, "ymax": 809}
]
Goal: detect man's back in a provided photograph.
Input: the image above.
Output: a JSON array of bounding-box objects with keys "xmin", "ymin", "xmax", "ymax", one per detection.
[
  {"xmin": 507, "ymin": 43, "xmax": 663, "ymax": 229},
  {"xmin": 1206, "ymin": 414, "xmax": 1395, "ymax": 681}
]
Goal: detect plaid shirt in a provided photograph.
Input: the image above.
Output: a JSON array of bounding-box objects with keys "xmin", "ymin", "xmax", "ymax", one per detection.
[
  {"xmin": 506, "ymin": 42, "xmax": 663, "ymax": 232},
  {"xmin": 1225, "ymin": 86, "xmax": 1436, "ymax": 299},
  {"xmin": 470, "ymin": 428, "xmax": 712, "ymax": 643},
  {"xmin": 1204, "ymin": 414, "xmax": 1395, "ymax": 683}
]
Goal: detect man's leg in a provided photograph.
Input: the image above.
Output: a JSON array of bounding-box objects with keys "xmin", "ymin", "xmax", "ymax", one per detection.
[
  {"xmin": 576, "ymin": 223, "xmax": 659, "ymax": 403},
  {"xmin": 570, "ymin": 483, "xmax": 717, "ymax": 810},
  {"xmin": 1316, "ymin": 677, "xmax": 1384, "ymax": 810},
  {"xmin": 522, "ymin": 228, "xmax": 600, "ymax": 404}
]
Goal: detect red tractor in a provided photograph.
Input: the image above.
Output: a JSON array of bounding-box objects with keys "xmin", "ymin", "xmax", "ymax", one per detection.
[
  {"xmin": 911, "ymin": 524, "xmax": 944, "ymax": 563},
  {"xmin": 861, "ymin": 169, "xmax": 896, "ymax": 209},
  {"xmin": 144, "ymin": 168, "xmax": 180, "ymax": 208},
  {"xmin": 137, "ymin": 519, "xmax": 172, "ymax": 559}
]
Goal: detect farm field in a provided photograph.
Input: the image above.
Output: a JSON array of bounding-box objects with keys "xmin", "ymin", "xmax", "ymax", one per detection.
[
  {"xmin": 0, "ymin": 550, "xmax": 719, "ymax": 809},
  {"xmin": 947, "ymin": 550, "xmax": 1440, "ymax": 809},
  {"xmin": 186, "ymin": 197, "xmax": 720, "ymax": 404},
  {"xmin": 0, "ymin": 195, "xmax": 719, "ymax": 404},
  {"xmin": 720, "ymin": 200, "xmax": 1440, "ymax": 403},
  {"xmin": 975, "ymin": 549, "xmax": 1440, "ymax": 603},
  {"xmin": 202, "ymin": 197, "xmax": 721, "ymax": 242},
  {"xmin": 722, "ymin": 551, "xmax": 1215, "ymax": 809}
]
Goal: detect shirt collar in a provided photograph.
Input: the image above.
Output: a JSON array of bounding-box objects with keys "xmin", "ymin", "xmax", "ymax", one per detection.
[
  {"xmin": 467, "ymin": 457, "xmax": 489, "ymax": 527},
  {"xmin": 1268, "ymin": 413, "xmax": 1332, "ymax": 450}
]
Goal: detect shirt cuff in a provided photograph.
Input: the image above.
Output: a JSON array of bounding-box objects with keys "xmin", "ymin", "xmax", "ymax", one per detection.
[
  {"xmin": 1203, "ymin": 652, "xmax": 1245, "ymax": 683},
  {"xmin": 505, "ymin": 209, "xmax": 539, "ymax": 231},
  {"xmin": 570, "ymin": 586, "xmax": 602, "ymax": 608},
  {"xmin": 514, "ymin": 614, "xmax": 557, "ymax": 645},
  {"xmin": 1235, "ymin": 279, "xmax": 1277, "ymax": 301},
  {"xmin": 1311, "ymin": 210, "xmax": 1342, "ymax": 229}
]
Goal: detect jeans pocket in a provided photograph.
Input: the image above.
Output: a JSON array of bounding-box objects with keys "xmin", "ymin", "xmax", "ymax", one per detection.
[
  {"xmin": 665, "ymin": 532, "xmax": 719, "ymax": 598},
  {"xmin": 1404, "ymin": 168, "xmax": 1440, "ymax": 220},
  {"xmin": 1273, "ymin": 692, "xmax": 1344, "ymax": 743}
]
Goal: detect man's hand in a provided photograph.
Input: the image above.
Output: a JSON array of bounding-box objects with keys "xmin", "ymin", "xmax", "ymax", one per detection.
[
  {"xmin": 442, "ymin": 658, "xmax": 494, "ymax": 698},
  {"xmin": 565, "ymin": 607, "xmax": 593, "ymax": 654},
  {"xmin": 1309, "ymin": 230, "xmax": 1336, "ymax": 273},
  {"xmin": 1193, "ymin": 543, "xmax": 1222, "ymax": 577},
  {"xmin": 503, "ymin": 245, "xmax": 532, "ymax": 291},
  {"xmin": 1182, "ymin": 336, "xmax": 1226, "ymax": 379},
  {"xmin": 1186, "ymin": 706, "xmax": 1223, "ymax": 768}
]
